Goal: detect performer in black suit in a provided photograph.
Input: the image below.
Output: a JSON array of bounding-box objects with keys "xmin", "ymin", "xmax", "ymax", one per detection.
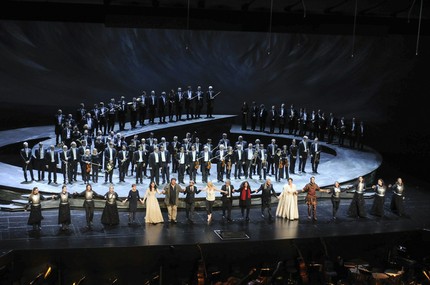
[
  {"xmin": 310, "ymin": 137, "xmax": 322, "ymax": 174},
  {"xmin": 187, "ymin": 145, "xmax": 199, "ymax": 182},
  {"xmin": 90, "ymin": 103, "xmax": 100, "ymax": 136},
  {"xmin": 133, "ymin": 144, "xmax": 147, "ymax": 184},
  {"xmin": 147, "ymin": 90, "xmax": 157, "ymax": 124},
  {"xmin": 255, "ymin": 178, "xmax": 278, "ymax": 220},
  {"xmin": 176, "ymin": 147, "xmax": 188, "ymax": 184},
  {"xmin": 258, "ymin": 104, "xmax": 268, "ymax": 132},
  {"xmin": 327, "ymin": 112, "xmax": 337, "ymax": 144},
  {"xmin": 159, "ymin": 145, "xmax": 170, "ymax": 185},
  {"xmin": 45, "ymin": 144, "xmax": 58, "ymax": 184},
  {"xmin": 167, "ymin": 89, "xmax": 175, "ymax": 122},
  {"xmin": 117, "ymin": 95, "xmax": 127, "ymax": 131},
  {"xmin": 185, "ymin": 85, "xmax": 194, "ymax": 120},
  {"xmin": 34, "ymin": 142, "xmax": 46, "ymax": 182},
  {"xmin": 149, "ymin": 146, "xmax": 161, "ymax": 186},
  {"xmin": 266, "ymin": 138, "xmax": 278, "ymax": 176},
  {"xmin": 221, "ymin": 179, "xmax": 235, "ymax": 222},
  {"xmin": 200, "ymin": 146, "xmax": 212, "ymax": 183},
  {"xmin": 288, "ymin": 104, "xmax": 297, "ymax": 135},
  {"xmin": 298, "ymin": 136, "xmax": 309, "ymax": 173},
  {"xmin": 158, "ymin": 91, "xmax": 167, "ymax": 123},
  {"xmin": 117, "ymin": 144, "xmax": 129, "ymax": 183},
  {"xmin": 138, "ymin": 90, "xmax": 147, "ymax": 126},
  {"xmin": 194, "ymin": 86, "xmax": 204, "ymax": 119},
  {"xmin": 206, "ymin": 85, "xmax": 217, "ymax": 118},
  {"xmin": 91, "ymin": 148, "xmax": 101, "ymax": 183},
  {"xmin": 182, "ymin": 180, "xmax": 200, "ymax": 223},
  {"xmin": 54, "ymin": 109, "xmax": 65, "ymax": 146},
  {"xmin": 250, "ymin": 101, "xmax": 259, "ymax": 131},
  {"xmin": 241, "ymin": 101, "xmax": 249, "ymax": 130},
  {"xmin": 278, "ymin": 103, "xmax": 286, "ymax": 134},
  {"xmin": 98, "ymin": 102, "xmax": 108, "ymax": 135},
  {"xmin": 104, "ymin": 142, "xmax": 117, "ymax": 184},
  {"xmin": 129, "ymin": 97, "xmax": 139, "ymax": 129},
  {"xmin": 234, "ymin": 144, "xmax": 244, "ymax": 179},
  {"xmin": 59, "ymin": 145, "xmax": 71, "ymax": 184},
  {"xmin": 69, "ymin": 141, "xmax": 79, "ymax": 182},
  {"xmin": 107, "ymin": 98, "xmax": 117, "ymax": 133},
  {"xmin": 337, "ymin": 116, "xmax": 347, "ymax": 146},
  {"xmin": 20, "ymin": 141, "xmax": 34, "ymax": 182},
  {"xmin": 175, "ymin": 87, "xmax": 184, "ymax": 121},
  {"xmin": 269, "ymin": 105, "xmax": 278, "ymax": 134},
  {"xmin": 76, "ymin": 102, "xmax": 87, "ymax": 130}
]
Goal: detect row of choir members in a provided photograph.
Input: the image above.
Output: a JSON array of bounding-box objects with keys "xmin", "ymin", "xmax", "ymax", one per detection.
[
  {"xmin": 21, "ymin": 134, "xmax": 324, "ymax": 186},
  {"xmin": 54, "ymin": 86, "xmax": 219, "ymax": 145},
  {"xmin": 25, "ymin": 177, "xmax": 406, "ymax": 231},
  {"xmin": 241, "ymin": 101, "xmax": 365, "ymax": 149}
]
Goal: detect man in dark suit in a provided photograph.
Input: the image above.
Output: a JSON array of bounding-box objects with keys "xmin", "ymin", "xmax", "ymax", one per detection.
[
  {"xmin": 298, "ymin": 136, "xmax": 310, "ymax": 173},
  {"xmin": 148, "ymin": 146, "xmax": 161, "ymax": 186},
  {"xmin": 148, "ymin": 90, "xmax": 157, "ymax": 124},
  {"xmin": 129, "ymin": 97, "xmax": 139, "ymax": 129},
  {"xmin": 34, "ymin": 142, "xmax": 46, "ymax": 181},
  {"xmin": 269, "ymin": 105, "xmax": 278, "ymax": 134},
  {"xmin": 185, "ymin": 85, "xmax": 194, "ymax": 120},
  {"xmin": 158, "ymin": 91, "xmax": 167, "ymax": 123},
  {"xmin": 258, "ymin": 104, "xmax": 268, "ymax": 132},
  {"xmin": 250, "ymin": 101, "xmax": 259, "ymax": 131},
  {"xmin": 310, "ymin": 137, "xmax": 322, "ymax": 174},
  {"xmin": 175, "ymin": 87, "xmax": 184, "ymax": 121},
  {"xmin": 278, "ymin": 103, "xmax": 286, "ymax": 134},
  {"xmin": 117, "ymin": 144, "xmax": 129, "ymax": 182},
  {"xmin": 221, "ymin": 179, "xmax": 235, "ymax": 221},
  {"xmin": 104, "ymin": 142, "xmax": 117, "ymax": 184},
  {"xmin": 54, "ymin": 109, "xmax": 65, "ymax": 146},
  {"xmin": 255, "ymin": 178, "xmax": 278, "ymax": 220},
  {"xmin": 45, "ymin": 144, "xmax": 58, "ymax": 184},
  {"xmin": 182, "ymin": 180, "xmax": 200, "ymax": 223},
  {"xmin": 20, "ymin": 141, "xmax": 34, "ymax": 182}
]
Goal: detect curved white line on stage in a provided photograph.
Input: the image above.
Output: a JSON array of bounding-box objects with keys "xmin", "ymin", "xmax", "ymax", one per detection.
[{"xmin": 0, "ymin": 116, "xmax": 382, "ymax": 203}]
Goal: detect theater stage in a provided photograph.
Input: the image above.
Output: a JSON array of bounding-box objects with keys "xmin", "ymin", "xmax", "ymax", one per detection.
[{"xmin": 0, "ymin": 115, "xmax": 429, "ymax": 285}]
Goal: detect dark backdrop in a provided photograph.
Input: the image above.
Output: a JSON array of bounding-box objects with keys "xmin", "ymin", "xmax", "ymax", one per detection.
[{"xmin": 0, "ymin": 20, "xmax": 429, "ymax": 176}]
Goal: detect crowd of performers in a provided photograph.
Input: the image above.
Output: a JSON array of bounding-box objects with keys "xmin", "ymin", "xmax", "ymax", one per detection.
[
  {"xmin": 240, "ymin": 101, "xmax": 366, "ymax": 149},
  {"xmin": 25, "ymin": 175, "xmax": 406, "ymax": 231},
  {"xmin": 20, "ymin": 131, "xmax": 326, "ymax": 187},
  {"xmin": 53, "ymin": 85, "xmax": 220, "ymax": 146}
]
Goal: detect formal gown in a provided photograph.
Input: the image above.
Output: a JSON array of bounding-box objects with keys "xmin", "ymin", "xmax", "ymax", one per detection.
[
  {"xmin": 143, "ymin": 189, "xmax": 164, "ymax": 224},
  {"xmin": 276, "ymin": 183, "xmax": 299, "ymax": 220}
]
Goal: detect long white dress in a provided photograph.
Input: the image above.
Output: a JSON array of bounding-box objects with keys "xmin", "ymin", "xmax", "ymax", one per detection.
[
  {"xmin": 276, "ymin": 183, "xmax": 299, "ymax": 220},
  {"xmin": 143, "ymin": 188, "xmax": 164, "ymax": 223}
]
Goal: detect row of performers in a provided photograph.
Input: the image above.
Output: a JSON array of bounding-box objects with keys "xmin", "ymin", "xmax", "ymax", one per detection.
[
  {"xmin": 242, "ymin": 102, "xmax": 365, "ymax": 149},
  {"xmin": 24, "ymin": 176, "xmax": 406, "ymax": 231},
  {"xmin": 22, "ymin": 136, "xmax": 321, "ymax": 186},
  {"xmin": 54, "ymin": 85, "xmax": 220, "ymax": 144}
]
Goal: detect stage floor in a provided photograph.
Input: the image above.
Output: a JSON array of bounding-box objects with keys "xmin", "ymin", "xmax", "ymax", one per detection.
[{"xmin": 0, "ymin": 115, "xmax": 428, "ymax": 253}]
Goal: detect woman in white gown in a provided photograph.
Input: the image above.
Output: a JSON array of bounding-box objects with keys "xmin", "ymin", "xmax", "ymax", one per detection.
[
  {"xmin": 142, "ymin": 181, "xmax": 164, "ymax": 224},
  {"xmin": 276, "ymin": 178, "xmax": 299, "ymax": 220}
]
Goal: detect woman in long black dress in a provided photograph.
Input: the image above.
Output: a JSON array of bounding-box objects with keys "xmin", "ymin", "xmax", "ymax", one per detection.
[
  {"xmin": 370, "ymin": 178, "xmax": 387, "ymax": 217},
  {"xmin": 123, "ymin": 183, "xmax": 143, "ymax": 225},
  {"xmin": 53, "ymin": 184, "xmax": 73, "ymax": 231},
  {"xmin": 389, "ymin": 177, "xmax": 406, "ymax": 217},
  {"xmin": 347, "ymin": 176, "xmax": 367, "ymax": 218},
  {"xmin": 26, "ymin": 187, "xmax": 46, "ymax": 231},
  {"xmin": 101, "ymin": 184, "xmax": 123, "ymax": 227}
]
